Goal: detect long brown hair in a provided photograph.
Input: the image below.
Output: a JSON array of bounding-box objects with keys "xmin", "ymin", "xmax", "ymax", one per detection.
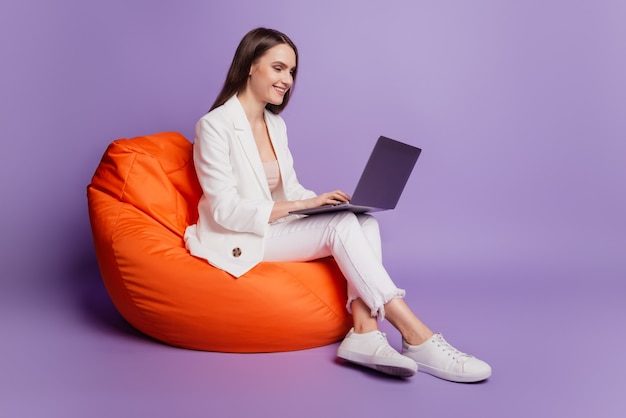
[{"xmin": 210, "ymin": 28, "xmax": 299, "ymax": 114}]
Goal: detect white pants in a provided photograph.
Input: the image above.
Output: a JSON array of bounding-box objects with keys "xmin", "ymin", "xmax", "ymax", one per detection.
[{"xmin": 263, "ymin": 211, "xmax": 405, "ymax": 319}]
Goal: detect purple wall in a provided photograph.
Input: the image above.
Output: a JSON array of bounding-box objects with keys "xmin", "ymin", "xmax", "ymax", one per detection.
[
  {"xmin": 2, "ymin": 1, "xmax": 623, "ymax": 282},
  {"xmin": 1, "ymin": 1, "xmax": 625, "ymax": 416}
]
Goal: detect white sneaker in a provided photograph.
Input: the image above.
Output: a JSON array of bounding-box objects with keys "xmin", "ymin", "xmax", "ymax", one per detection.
[
  {"xmin": 402, "ymin": 333, "xmax": 492, "ymax": 383},
  {"xmin": 337, "ymin": 328, "xmax": 418, "ymax": 377}
]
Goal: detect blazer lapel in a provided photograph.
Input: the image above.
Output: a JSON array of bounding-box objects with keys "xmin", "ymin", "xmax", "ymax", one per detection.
[{"xmin": 224, "ymin": 96, "xmax": 272, "ymax": 199}]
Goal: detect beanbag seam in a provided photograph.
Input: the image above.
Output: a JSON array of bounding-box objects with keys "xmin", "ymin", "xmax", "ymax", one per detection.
[{"xmin": 271, "ymin": 260, "xmax": 347, "ymax": 320}]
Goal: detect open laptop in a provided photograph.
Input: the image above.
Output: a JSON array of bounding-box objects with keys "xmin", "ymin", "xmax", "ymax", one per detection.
[{"xmin": 289, "ymin": 136, "xmax": 421, "ymax": 216}]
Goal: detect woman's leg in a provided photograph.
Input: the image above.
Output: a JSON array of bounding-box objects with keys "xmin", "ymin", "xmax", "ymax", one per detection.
[
  {"xmin": 266, "ymin": 213, "xmax": 492, "ymax": 381},
  {"xmin": 265, "ymin": 212, "xmax": 404, "ymax": 320},
  {"xmin": 350, "ymin": 298, "xmax": 378, "ymax": 334},
  {"xmin": 265, "ymin": 212, "xmax": 418, "ymax": 377},
  {"xmin": 384, "ymin": 298, "xmax": 434, "ymax": 345}
]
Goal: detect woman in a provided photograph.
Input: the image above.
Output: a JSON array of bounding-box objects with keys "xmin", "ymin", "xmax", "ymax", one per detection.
[{"xmin": 185, "ymin": 27, "xmax": 491, "ymax": 382}]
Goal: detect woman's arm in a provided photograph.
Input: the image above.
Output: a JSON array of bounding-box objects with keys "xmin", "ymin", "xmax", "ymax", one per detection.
[{"xmin": 194, "ymin": 115, "xmax": 274, "ymax": 235}]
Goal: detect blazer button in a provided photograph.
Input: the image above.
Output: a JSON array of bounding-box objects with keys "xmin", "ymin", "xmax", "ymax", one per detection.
[{"xmin": 232, "ymin": 247, "xmax": 242, "ymax": 258}]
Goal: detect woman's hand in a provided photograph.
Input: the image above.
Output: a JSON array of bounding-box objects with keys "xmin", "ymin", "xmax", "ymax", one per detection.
[
  {"xmin": 303, "ymin": 190, "xmax": 351, "ymax": 209},
  {"xmin": 269, "ymin": 190, "xmax": 351, "ymax": 222}
]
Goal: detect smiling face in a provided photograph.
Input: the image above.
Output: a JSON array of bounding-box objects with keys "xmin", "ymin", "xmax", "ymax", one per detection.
[{"xmin": 246, "ymin": 43, "xmax": 296, "ymax": 107}]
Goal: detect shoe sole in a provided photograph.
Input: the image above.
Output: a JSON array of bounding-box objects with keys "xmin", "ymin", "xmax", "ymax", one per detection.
[
  {"xmin": 337, "ymin": 349, "xmax": 417, "ymax": 378},
  {"xmin": 416, "ymin": 363, "xmax": 492, "ymax": 383}
]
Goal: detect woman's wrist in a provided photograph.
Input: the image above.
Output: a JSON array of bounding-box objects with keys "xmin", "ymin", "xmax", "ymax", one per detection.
[
  {"xmin": 269, "ymin": 200, "xmax": 305, "ymax": 223},
  {"xmin": 293, "ymin": 199, "xmax": 307, "ymax": 211}
]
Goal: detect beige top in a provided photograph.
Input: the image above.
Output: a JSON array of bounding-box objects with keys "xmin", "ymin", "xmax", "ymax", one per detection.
[{"xmin": 263, "ymin": 160, "xmax": 280, "ymax": 193}]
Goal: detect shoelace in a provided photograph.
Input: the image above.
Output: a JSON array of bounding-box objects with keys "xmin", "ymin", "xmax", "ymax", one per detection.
[{"xmin": 432, "ymin": 333, "xmax": 473, "ymax": 364}]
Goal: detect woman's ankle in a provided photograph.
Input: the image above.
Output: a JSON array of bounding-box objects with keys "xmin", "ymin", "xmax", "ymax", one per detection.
[
  {"xmin": 351, "ymin": 298, "xmax": 379, "ymax": 334},
  {"xmin": 353, "ymin": 323, "xmax": 378, "ymax": 334},
  {"xmin": 402, "ymin": 329, "xmax": 434, "ymax": 346}
]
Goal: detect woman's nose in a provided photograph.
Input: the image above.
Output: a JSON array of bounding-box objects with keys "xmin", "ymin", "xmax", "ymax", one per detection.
[{"xmin": 282, "ymin": 72, "xmax": 293, "ymax": 86}]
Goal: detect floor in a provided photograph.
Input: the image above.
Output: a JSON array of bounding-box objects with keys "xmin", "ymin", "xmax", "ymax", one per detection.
[{"xmin": 3, "ymin": 240, "xmax": 624, "ymax": 418}]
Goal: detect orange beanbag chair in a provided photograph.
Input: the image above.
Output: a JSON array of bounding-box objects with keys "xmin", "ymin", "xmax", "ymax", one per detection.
[{"xmin": 87, "ymin": 132, "xmax": 351, "ymax": 352}]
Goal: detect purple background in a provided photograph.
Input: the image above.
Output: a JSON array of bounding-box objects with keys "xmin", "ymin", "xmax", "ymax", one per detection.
[{"xmin": 1, "ymin": 1, "xmax": 624, "ymax": 417}]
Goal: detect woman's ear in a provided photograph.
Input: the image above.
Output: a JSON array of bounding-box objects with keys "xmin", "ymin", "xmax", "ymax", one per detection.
[{"xmin": 248, "ymin": 61, "xmax": 258, "ymax": 77}]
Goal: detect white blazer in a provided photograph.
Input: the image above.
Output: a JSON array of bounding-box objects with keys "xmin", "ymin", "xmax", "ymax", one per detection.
[{"xmin": 184, "ymin": 95, "xmax": 316, "ymax": 277}]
